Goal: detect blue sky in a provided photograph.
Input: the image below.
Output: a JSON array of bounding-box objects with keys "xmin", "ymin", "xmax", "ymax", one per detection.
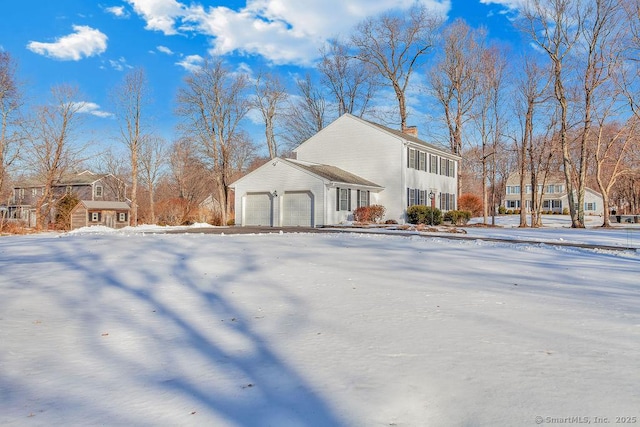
[{"xmin": 0, "ymin": 0, "xmax": 526, "ymax": 156}]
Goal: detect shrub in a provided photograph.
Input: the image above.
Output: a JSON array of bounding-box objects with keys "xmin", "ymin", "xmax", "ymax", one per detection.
[
  {"xmin": 498, "ymin": 205, "xmax": 507, "ymax": 215},
  {"xmin": 384, "ymin": 219, "xmax": 398, "ymax": 224},
  {"xmin": 562, "ymin": 208, "xmax": 569, "ymax": 215},
  {"xmin": 506, "ymin": 209, "xmax": 514, "ymax": 215},
  {"xmin": 443, "ymin": 210, "xmax": 472, "ymax": 225},
  {"xmin": 55, "ymin": 193, "xmax": 80, "ymax": 230},
  {"xmin": 407, "ymin": 205, "xmax": 442, "ymax": 225},
  {"xmin": 226, "ymin": 218, "xmax": 235, "ymax": 226},
  {"xmin": 353, "ymin": 204, "xmax": 386, "ymax": 223},
  {"xmin": 458, "ymin": 193, "xmax": 483, "ymax": 217}
]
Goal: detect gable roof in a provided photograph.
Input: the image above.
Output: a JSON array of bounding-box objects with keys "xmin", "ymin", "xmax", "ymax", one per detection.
[
  {"xmin": 282, "ymin": 158, "xmax": 383, "ymax": 188},
  {"xmin": 14, "ymin": 171, "xmax": 117, "ymax": 188}
]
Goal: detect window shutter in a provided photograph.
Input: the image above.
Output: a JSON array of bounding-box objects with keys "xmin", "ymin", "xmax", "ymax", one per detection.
[
  {"xmin": 348, "ymin": 189, "xmax": 352, "ymax": 211},
  {"xmin": 357, "ymin": 190, "xmax": 361, "ymax": 208},
  {"xmin": 366, "ymin": 191, "xmax": 370, "ymax": 206},
  {"xmin": 336, "ymin": 188, "xmax": 340, "ymax": 211}
]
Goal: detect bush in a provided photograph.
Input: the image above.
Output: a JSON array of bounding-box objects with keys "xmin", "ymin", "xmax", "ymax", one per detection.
[
  {"xmin": 444, "ymin": 210, "xmax": 472, "ymax": 225},
  {"xmin": 384, "ymin": 219, "xmax": 398, "ymax": 224},
  {"xmin": 55, "ymin": 193, "xmax": 80, "ymax": 230},
  {"xmin": 498, "ymin": 205, "xmax": 507, "ymax": 215},
  {"xmin": 562, "ymin": 208, "xmax": 569, "ymax": 215},
  {"xmin": 407, "ymin": 205, "xmax": 442, "ymax": 225},
  {"xmin": 458, "ymin": 193, "xmax": 483, "ymax": 217},
  {"xmin": 353, "ymin": 204, "xmax": 386, "ymax": 223},
  {"xmin": 506, "ymin": 209, "xmax": 513, "ymax": 215}
]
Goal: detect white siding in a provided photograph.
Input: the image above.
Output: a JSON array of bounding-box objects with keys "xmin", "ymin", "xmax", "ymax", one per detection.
[
  {"xmin": 233, "ymin": 159, "xmax": 327, "ymax": 226},
  {"xmin": 295, "ymin": 116, "xmax": 405, "ymax": 221}
]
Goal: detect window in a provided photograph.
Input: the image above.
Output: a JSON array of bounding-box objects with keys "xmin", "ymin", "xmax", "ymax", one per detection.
[
  {"xmin": 66, "ymin": 186, "xmax": 72, "ymax": 194},
  {"xmin": 31, "ymin": 188, "xmax": 37, "ymax": 197},
  {"xmin": 430, "ymin": 155, "xmax": 438, "ymax": 174},
  {"xmin": 90, "ymin": 212, "xmax": 101, "ymax": 222},
  {"xmin": 337, "ymin": 188, "xmax": 351, "ymax": 211},
  {"xmin": 118, "ymin": 212, "xmax": 128, "ymax": 222},
  {"xmin": 419, "ymin": 152, "xmax": 426, "ymax": 171},
  {"xmin": 357, "ymin": 190, "xmax": 370, "ymax": 208},
  {"xmin": 507, "ymin": 186, "xmax": 521, "ymax": 195},
  {"xmin": 95, "ymin": 185, "xmax": 103, "ymax": 198},
  {"xmin": 408, "ymin": 188, "xmax": 416, "ymax": 206},
  {"xmin": 555, "ymin": 184, "xmax": 563, "ymax": 193},
  {"xmin": 543, "ymin": 200, "xmax": 550, "ymax": 209},
  {"xmin": 507, "ymin": 200, "xmax": 520, "ymax": 209},
  {"xmin": 552, "ymin": 200, "xmax": 562, "ymax": 209},
  {"xmin": 525, "ymin": 185, "xmax": 532, "ymax": 194},
  {"xmin": 585, "ymin": 202, "xmax": 596, "ymax": 211},
  {"xmin": 408, "ymin": 148, "xmax": 416, "ymax": 169}
]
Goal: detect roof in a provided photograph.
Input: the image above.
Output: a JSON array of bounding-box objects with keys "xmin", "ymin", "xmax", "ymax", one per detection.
[
  {"xmin": 79, "ymin": 201, "xmax": 130, "ymax": 210},
  {"xmin": 365, "ymin": 119, "xmax": 457, "ymax": 158},
  {"xmin": 282, "ymin": 158, "xmax": 383, "ymax": 188},
  {"xmin": 14, "ymin": 171, "xmax": 115, "ymax": 188}
]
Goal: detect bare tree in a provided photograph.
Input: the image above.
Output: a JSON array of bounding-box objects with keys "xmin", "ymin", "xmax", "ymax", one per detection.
[
  {"xmin": 520, "ymin": 0, "xmax": 625, "ymax": 228},
  {"xmin": 253, "ymin": 71, "xmax": 288, "ymax": 159},
  {"xmin": 319, "ymin": 38, "xmax": 378, "ymax": 118},
  {"xmin": 176, "ymin": 58, "xmax": 251, "ymax": 224},
  {"xmin": 96, "ymin": 147, "xmax": 129, "ymax": 201},
  {"xmin": 282, "ymin": 73, "xmax": 328, "ymax": 149},
  {"xmin": 351, "ymin": 4, "xmax": 443, "ymax": 130},
  {"xmin": 0, "ymin": 52, "xmax": 23, "ymax": 205},
  {"xmin": 112, "ymin": 67, "xmax": 150, "ymax": 226},
  {"xmin": 430, "ymin": 19, "xmax": 485, "ymax": 157},
  {"xmin": 138, "ymin": 134, "xmax": 167, "ymax": 224},
  {"xmin": 26, "ymin": 85, "xmax": 85, "ymax": 230}
]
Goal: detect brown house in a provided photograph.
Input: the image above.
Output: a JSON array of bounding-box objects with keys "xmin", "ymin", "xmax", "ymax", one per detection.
[
  {"xmin": 6, "ymin": 170, "xmax": 128, "ymax": 228},
  {"xmin": 70, "ymin": 201, "xmax": 131, "ymax": 230}
]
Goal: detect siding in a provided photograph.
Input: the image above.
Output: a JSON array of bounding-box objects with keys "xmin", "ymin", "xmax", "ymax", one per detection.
[{"xmin": 233, "ymin": 160, "xmax": 327, "ymax": 226}]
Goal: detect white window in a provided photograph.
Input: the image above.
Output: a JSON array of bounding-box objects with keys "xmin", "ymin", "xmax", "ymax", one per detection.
[
  {"xmin": 552, "ymin": 200, "xmax": 562, "ymax": 209},
  {"xmin": 357, "ymin": 190, "xmax": 370, "ymax": 208},
  {"xmin": 525, "ymin": 185, "xmax": 532, "ymax": 194},
  {"xmin": 419, "ymin": 152, "xmax": 426, "ymax": 171},
  {"xmin": 507, "ymin": 186, "xmax": 521, "ymax": 195},
  {"xmin": 431, "ymin": 155, "xmax": 438, "ymax": 174},
  {"xmin": 408, "ymin": 188, "xmax": 416, "ymax": 206},
  {"xmin": 95, "ymin": 185, "xmax": 103, "ymax": 198},
  {"xmin": 118, "ymin": 212, "xmax": 127, "ymax": 222},
  {"xmin": 90, "ymin": 212, "xmax": 100, "ymax": 222},
  {"xmin": 408, "ymin": 148, "xmax": 416, "ymax": 169},
  {"xmin": 585, "ymin": 202, "xmax": 596, "ymax": 211},
  {"xmin": 31, "ymin": 188, "xmax": 37, "ymax": 197},
  {"xmin": 337, "ymin": 188, "xmax": 350, "ymax": 211}
]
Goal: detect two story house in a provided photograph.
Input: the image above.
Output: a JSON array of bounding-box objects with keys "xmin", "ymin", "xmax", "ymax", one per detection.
[
  {"xmin": 230, "ymin": 113, "xmax": 460, "ymax": 227},
  {"xmin": 504, "ymin": 173, "xmax": 604, "ymax": 216},
  {"xmin": 6, "ymin": 170, "xmax": 130, "ymax": 229}
]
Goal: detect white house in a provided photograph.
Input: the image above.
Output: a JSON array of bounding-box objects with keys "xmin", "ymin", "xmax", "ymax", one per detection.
[
  {"xmin": 504, "ymin": 173, "xmax": 604, "ymax": 216},
  {"xmin": 230, "ymin": 114, "xmax": 460, "ymax": 227}
]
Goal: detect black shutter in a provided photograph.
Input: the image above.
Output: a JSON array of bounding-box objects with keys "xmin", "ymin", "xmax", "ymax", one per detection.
[
  {"xmin": 348, "ymin": 189, "xmax": 352, "ymax": 211},
  {"xmin": 336, "ymin": 188, "xmax": 340, "ymax": 211}
]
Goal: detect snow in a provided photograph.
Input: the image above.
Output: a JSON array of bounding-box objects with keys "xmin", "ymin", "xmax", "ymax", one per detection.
[{"xmin": 1, "ymin": 217, "xmax": 639, "ymax": 426}]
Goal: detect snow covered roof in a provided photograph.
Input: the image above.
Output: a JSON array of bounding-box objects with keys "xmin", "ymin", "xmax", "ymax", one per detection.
[
  {"xmin": 282, "ymin": 158, "xmax": 383, "ymax": 188},
  {"xmin": 80, "ymin": 201, "xmax": 130, "ymax": 210}
]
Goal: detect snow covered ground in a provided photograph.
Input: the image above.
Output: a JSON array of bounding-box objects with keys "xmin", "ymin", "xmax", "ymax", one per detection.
[{"xmin": 1, "ymin": 217, "xmax": 639, "ymax": 426}]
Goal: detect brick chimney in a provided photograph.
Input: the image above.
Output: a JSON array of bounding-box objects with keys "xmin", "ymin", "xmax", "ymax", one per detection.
[{"xmin": 402, "ymin": 125, "xmax": 418, "ymax": 138}]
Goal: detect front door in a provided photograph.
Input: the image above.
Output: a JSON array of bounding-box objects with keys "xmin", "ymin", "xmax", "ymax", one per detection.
[{"xmin": 104, "ymin": 211, "xmax": 115, "ymax": 228}]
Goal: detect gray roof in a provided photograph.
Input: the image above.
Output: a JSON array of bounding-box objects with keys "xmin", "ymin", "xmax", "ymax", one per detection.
[
  {"xmin": 81, "ymin": 201, "xmax": 130, "ymax": 210},
  {"xmin": 14, "ymin": 171, "xmax": 112, "ymax": 188},
  {"xmin": 365, "ymin": 119, "xmax": 458, "ymax": 158},
  {"xmin": 283, "ymin": 159, "xmax": 383, "ymax": 188}
]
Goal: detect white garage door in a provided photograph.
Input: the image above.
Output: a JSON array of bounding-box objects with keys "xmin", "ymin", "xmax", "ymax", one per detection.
[
  {"xmin": 244, "ymin": 193, "xmax": 272, "ymax": 226},
  {"xmin": 283, "ymin": 191, "xmax": 313, "ymax": 227}
]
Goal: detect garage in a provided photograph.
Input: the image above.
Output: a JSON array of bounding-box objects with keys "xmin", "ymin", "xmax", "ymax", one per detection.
[
  {"xmin": 282, "ymin": 191, "xmax": 313, "ymax": 227},
  {"xmin": 244, "ymin": 193, "xmax": 272, "ymax": 226}
]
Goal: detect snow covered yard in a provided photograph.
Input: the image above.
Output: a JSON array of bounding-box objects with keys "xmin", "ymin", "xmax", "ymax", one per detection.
[{"xmin": 0, "ymin": 227, "xmax": 639, "ymax": 426}]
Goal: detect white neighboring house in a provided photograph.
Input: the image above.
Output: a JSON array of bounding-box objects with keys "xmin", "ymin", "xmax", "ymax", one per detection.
[
  {"xmin": 504, "ymin": 173, "xmax": 604, "ymax": 216},
  {"xmin": 230, "ymin": 113, "xmax": 460, "ymax": 227}
]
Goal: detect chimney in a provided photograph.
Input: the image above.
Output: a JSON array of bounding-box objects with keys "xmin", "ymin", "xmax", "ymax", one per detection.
[{"xmin": 402, "ymin": 125, "xmax": 418, "ymax": 138}]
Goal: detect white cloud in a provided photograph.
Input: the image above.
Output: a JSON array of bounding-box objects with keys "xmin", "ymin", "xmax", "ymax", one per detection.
[
  {"xmin": 126, "ymin": 0, "xmax": 185, "ymax": 35},
  {"xmin": 72, "ymin": 102, "xmax": 113, "ymax": 118},
  {"xmin": 479, "ymin": 0, "xmax": 524, "ymax": 12},
  {"xmin": 105, "ymin": 5, "xmax": 129, "ymax": 18},
  {"xmin": 157, "ymin": 45, "xmax": 173, "ymax": 55},
  {"xmin": 175, "ymin": 54, "xmax": 204, "ymax": 72},
  {"xmin": 127, "ymin": 0, "xmax": 451, "ymax": 65},
  {"xmin": 109, "ymin": 57, "xmax": 133, "ymax": 71},
  {"xmin": 27, "ymin": 25, "xmax": 108, "ymax": 61}
]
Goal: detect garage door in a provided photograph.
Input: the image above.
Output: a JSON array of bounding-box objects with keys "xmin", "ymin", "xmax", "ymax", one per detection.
[
  {"xmin": 244, "ymin": 193, "xmax": 272, "ymax": 226},
  {"xmin": 283, "ymin": 191, "xmax": 313, "ymax": 227}
]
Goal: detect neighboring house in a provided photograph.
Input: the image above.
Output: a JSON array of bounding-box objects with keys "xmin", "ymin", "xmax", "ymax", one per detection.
[
  {"xmin": 503, "ymin": 173, "xmax": 604, "ymax": 216},
  {"xmin": 70, "ymin": 201, "xmax": 131, "ymax": 230},
  {"xmin": 6, "ymin": 170, "xmax": 129, "ymax": 228},
  {"xmin": 230, "ymin": 113, "xmax": 460, "ymax": 227}
]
